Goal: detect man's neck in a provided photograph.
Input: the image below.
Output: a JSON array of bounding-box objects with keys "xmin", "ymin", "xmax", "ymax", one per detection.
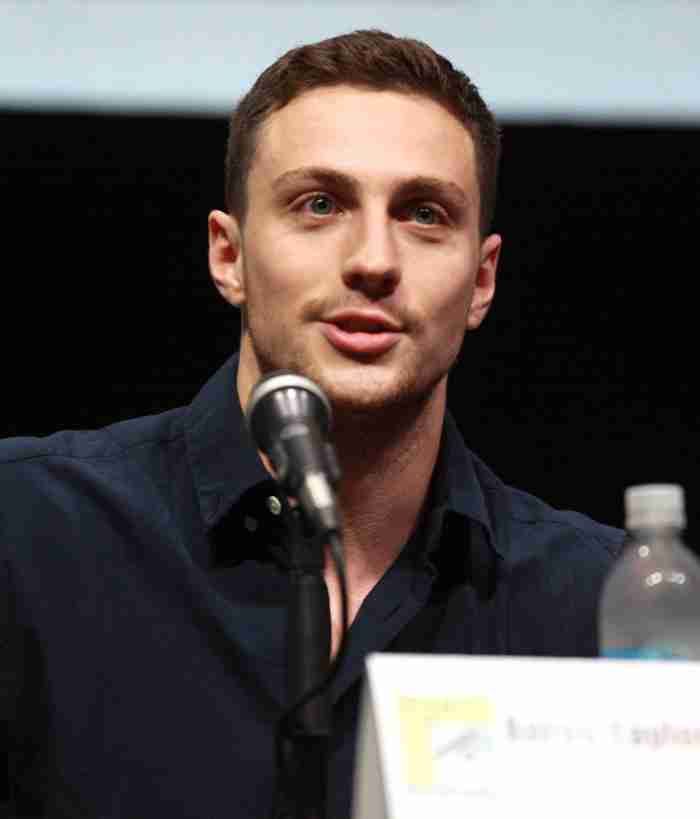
[
  {"xmin": 330, "ymin": 386, "xmax": 446, "ymax": 583},
  {"xmin": 319, "ymin": 389, "xmax": 445, "ymax": 645}
]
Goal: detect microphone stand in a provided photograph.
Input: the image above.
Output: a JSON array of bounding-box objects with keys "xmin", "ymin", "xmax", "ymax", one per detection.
[{"xmin": 275, "ymin": 499, "xmax": 332, "ymax": 819}]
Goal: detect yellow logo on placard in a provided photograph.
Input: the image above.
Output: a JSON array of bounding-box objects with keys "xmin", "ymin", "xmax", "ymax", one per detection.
[{"xmin": 399, "ymin": 696, "xmax": 494, "ymax": 787}]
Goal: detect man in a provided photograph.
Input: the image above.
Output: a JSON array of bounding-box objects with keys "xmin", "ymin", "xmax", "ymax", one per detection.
[{"xmin": 1, "ymin": 30, "xmax": 623, "ymax": 819}]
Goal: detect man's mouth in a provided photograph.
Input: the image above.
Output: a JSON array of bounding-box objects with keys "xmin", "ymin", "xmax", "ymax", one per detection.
[{"xmin": 320, "ymin": 310, "xmax": 402, "ymax": 357}]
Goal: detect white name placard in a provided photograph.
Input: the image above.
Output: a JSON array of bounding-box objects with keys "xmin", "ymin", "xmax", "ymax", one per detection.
[{"xmin": 352, "ymin": 654, "xmax": 700, "ymax": 819}]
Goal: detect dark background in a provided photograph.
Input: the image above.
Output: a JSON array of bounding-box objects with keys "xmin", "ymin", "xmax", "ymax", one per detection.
[{"xmin": 2, "ymin": 110, "xmax": 697, "ymax": 542}]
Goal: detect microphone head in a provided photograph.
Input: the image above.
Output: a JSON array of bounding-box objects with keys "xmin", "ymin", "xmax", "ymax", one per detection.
[
  {"xmin": 245, "ymin": 370, "xmax": 332, "ymax": 455},
  {"xmin": 245, "ymin": 370, "xmax": 341, "ymax": 535}
]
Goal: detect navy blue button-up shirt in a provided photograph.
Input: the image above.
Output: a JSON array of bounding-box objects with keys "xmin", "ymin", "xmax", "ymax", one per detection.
[{"xmin": 0, "ymin": 354, "xmax": 623, "ymax": 818}]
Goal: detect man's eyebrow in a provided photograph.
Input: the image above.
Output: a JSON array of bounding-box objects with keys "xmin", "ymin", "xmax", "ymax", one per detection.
[
  {"xmin": 397, "ymin": 176, "xmax": 467, "ymax": 209},
  {"xmin": 271, "ymin": 167, "xmax": 467, "ymax": 208},
  {"xmin": 271, "ymin": 167, "xmax": 360, "ymax": 195}
]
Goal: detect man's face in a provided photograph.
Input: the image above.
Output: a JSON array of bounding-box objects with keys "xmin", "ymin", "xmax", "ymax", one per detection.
[{"xmin": 210, "ymin": 85, "xmax": 501, "ymax": 415}]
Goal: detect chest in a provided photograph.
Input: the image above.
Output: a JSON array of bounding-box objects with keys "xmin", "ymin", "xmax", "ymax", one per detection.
[{"xmin": 324, "ymin": 564, "xmax": 379, "ymax": 661}]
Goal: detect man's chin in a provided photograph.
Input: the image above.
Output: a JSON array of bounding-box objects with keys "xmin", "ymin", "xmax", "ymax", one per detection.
[
  {"xmin": 246, "ymin": 341, "xmax": 433, "ymax": 416},
  {"xmin": 329, "ymin": 391, "xmax": 396, "ymax": 416},
  {"xmin": 320, "ymin": 374, "xmax": 427, "ymax": 418}
]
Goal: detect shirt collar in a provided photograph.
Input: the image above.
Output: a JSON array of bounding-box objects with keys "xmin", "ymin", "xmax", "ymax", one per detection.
[
  {"xmin": 424, "ymin": 411, "xmax": 503, "ymax": 560},
  {"xmin": 184, "ymin": 354, "xmax": 270, "ymax": 530},
  {"xmin": 184, "ymin": 353, "xmax": 503, "ymax": 560}
]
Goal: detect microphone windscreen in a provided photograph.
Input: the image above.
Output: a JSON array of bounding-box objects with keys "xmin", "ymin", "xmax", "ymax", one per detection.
[{"xmin": 245, "ymin": 371, "xmax": 332, "ymax": 454}]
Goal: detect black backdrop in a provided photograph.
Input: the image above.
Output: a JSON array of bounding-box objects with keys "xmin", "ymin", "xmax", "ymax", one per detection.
[{"xmin": 2, "ymin": 110, "xmax": 697, "ymax": 542}]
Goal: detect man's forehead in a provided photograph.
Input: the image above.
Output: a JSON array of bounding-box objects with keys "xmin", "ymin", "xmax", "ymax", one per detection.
[{"xmin": 251, "ymin": 85, "xmax": 478, "ymax": 194}]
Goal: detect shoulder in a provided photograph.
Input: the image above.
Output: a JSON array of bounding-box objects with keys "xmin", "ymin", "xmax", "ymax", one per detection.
[
  {"xmin": 0, "ymin": 408, "xmax": 186, "ymax": 546},
  {"xmin": 440, "ymin": 416, "xmax": 623, "ymax": 574},
  {"xmin": 0, "ymin": 407, "xmax": 185, "ymax": 468},
  {"xmin": 504, "ymin": 482, "xmax": 623, "ymax": 561},
  {"xmin": 467, "ymin": 454, "xmax": 626, "ymax": 656},
  {"xmin": 471, "ymin": 452, "xmax": 624, "ymax": 570}
]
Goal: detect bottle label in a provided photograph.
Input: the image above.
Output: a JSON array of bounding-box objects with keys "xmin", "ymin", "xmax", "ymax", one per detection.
[{"xmin": 602, "ymin": 646, "xmax": 687, "ymax": 660}]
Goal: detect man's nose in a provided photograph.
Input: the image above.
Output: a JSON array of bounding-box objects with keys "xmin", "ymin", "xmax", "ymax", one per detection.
[{"xmin": 341, "ymin": 213, "xmax": 401, "ymax": 299}]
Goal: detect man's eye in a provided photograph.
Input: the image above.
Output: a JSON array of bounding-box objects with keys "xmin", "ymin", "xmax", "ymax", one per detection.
[
  {"xmin": 305, "ymin": 194, "xmax": 335, "ymax": 216},
  {"xmin": 412, "ymin": 205, "xmax": 441, "ymax": 225}
]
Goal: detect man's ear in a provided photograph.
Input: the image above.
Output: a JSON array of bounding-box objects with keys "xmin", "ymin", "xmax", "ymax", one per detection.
[
  {"xmin": 466, "ymin": 233, "xmax": 501, "ymax": 330},
  {"xmin": 208, "ymin": 210, "xmax": 246, "ymax": 307}
]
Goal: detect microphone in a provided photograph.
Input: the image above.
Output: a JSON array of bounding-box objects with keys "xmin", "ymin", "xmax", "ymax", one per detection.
[{"xmin": 245, "ymin": 370, "xmax": 342, "ymax": 538}]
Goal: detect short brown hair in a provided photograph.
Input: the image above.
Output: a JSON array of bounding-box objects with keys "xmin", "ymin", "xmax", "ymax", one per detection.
[{"xmin": 225, "ymin": 29, "xmax": 501, "ymax": 236}]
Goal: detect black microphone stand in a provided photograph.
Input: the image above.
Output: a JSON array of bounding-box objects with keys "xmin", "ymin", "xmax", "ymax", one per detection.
[{"xmin": 275, "ymin": 499, "xmax": 332, "ymax": 819}]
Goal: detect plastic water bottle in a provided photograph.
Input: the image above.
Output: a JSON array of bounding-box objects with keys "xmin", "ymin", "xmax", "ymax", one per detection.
[{"xmin": 599, "ymin": 484, "xmax": 700, "ymax": 660}]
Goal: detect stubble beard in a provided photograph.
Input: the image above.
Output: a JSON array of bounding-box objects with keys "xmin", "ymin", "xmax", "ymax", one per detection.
[{"xmin": 246, "ymin": 315, "xmax": 452, "ymax": 444}]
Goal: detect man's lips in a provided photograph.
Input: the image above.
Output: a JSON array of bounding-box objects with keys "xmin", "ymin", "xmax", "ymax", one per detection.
[{"xmin": 320, "ymin": 310, "xmax": 402, "ymax": 357}]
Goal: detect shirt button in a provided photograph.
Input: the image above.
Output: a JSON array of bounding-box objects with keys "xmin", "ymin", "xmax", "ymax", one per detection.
[
  {"xmin": 266, "ymin": 495, "xmax": 283, "ymax": 516},
  {"xmin": 243, "ymin": 515, "xmax": 258, "ymax": 532}
]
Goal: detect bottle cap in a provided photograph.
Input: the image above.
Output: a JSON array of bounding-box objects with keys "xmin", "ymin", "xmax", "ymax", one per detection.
[{"xmin": 625, "ymin": 483, "xmax": 686, "ymax": 530}]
